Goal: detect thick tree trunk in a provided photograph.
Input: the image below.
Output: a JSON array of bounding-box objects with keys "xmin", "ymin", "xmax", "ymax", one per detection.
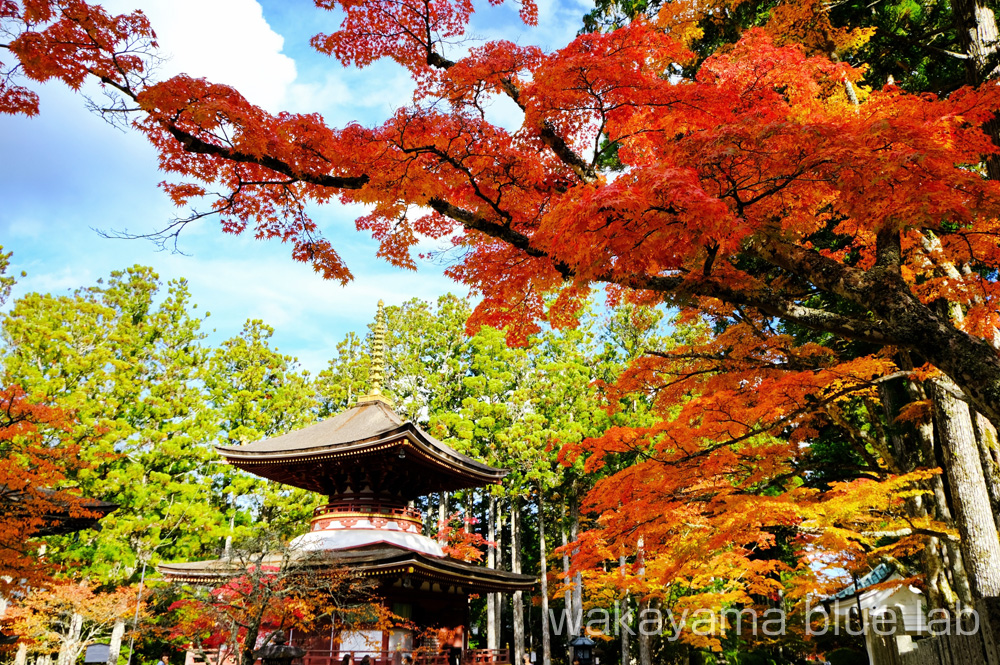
[
  {"xmin": 637, "ymin": 599, "xmax": 652, "ymax": 665},
  {"xmin": 487, "ymin": 495, "xmax": 499, "ymax": 653},
  {"xmin": 973, "ymin": 413, "xmax": 1000, "ymax": 531},
  {"xmin": 538, "ymin": 491, "xmax": 551, "ymax": 665},
  {"xmin": 511, "ymin": 503, "xmax": 526, "ymax": 665},
  {"xmin": 952, "ymin": 0, "xmax": 1000, "ymax": 177},
  {"xmin": 757, "ymin": 235, "xmax": 1000, "ymax": 433},
  {"xmin": 932, "ymin": 379, "xmax": 1000, "ymax": 598},
  {"xmin": 890, "ymin": 375, "xmax": 972, "ymax": 606},
  {"xmin": 107, "ymin": 618, "xmax": 126, "ymax": 665},
  {"xmin": 954, "ymin": 0, "xmax": 1000, "ymax": 81}
]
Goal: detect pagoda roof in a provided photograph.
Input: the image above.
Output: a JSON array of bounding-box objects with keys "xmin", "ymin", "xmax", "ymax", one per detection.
[
  {"xmin": 158, "ymin": 544, "xmax": 535, "ymax": 593},
  {"xmin": 217, "ymin": 400, "xmax": 506, "ymax": 497}
]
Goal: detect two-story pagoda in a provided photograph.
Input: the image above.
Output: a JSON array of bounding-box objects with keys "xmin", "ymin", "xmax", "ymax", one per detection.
[{"xmin": 160, "ymin": 303, "xmax": 534, "ymax": 665}]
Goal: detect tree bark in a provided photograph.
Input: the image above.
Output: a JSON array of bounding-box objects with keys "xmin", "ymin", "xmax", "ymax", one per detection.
[
  {"xmin": 636, "ymin": 539, "xmax": 651, "ymax": 665},
  {"xmin": 58, "ymin": 612, "xmax": 83, "ymax": 665},
  {"xmin": 952, "ymin": 0, "xmax": 1000, "ymax": 177},
  {"xmin": 538, "ymin": 490, "xmax": 551, "ymax": 665},
  {"xmin": 107, "ymin": 619, "xmax": 126, "ymax": 665},
  {"xmin": 512, "ymin": 500, "xmax": 526, "ymax": 665},
  {"xmin": 888, "ymin": 374, "xmax": 971, "ymax": 606},
  {"xmin": 560, "ymin": 504, "xmax": 573, "ymax": 663},
  {"xmin": 14, "ymin": 642, "xmax": 27, "ymax": 665},
  {"xmin": 619, "ymin": 556, "xmax": 630, "ymax": 665},
  {"xmin": 637, "ymin": 600, "xmax": 652, "ymax": 665},
  {"xmin": 495, "ymin": 501, "xmax": 505, "ymax": 653},
  {"xmin": 753, "ymin": 234, "xmax": 1000, "ymax": 433},
  {"xmin": 973, "ymin": 412, "xmax": 1000, "ymax": 531},
  {"xmin": 932, "ymin": 379, "xmax": 1000, "ymax": 598},
  {"xmin": 487, "ymin": 494, "xmax": 499, "ymax": 652},
  {"xmin": 568, "ymin": 495, "xmax": 582, "ymax": 625},
  {"xmin": 438, "ymin": 492, "xmax": 448, "ymax": 542}
]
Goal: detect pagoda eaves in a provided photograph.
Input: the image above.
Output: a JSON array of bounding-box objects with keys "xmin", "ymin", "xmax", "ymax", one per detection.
[{"xmin": 216, "ymin": 399, "xmax": 506, "ymax": 499}]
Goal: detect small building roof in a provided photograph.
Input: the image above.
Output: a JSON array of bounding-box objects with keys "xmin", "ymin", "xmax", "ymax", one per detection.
[
  {"xmin": 158, "ymin": 544, "xmax": 536, "ymax": 593},
  {"xmin": 825, "ymin": 563, "xmax": 895, "ymax": 603},
  {"xmin": 84, "ymin": 643, "xmax": 111, "ymax": 663},
  {"xmin": 217, "ymin": 399, "xmax": 506, "ymax": 498},
  {"xmin": 1, "ymin": 487, "xmax": 117, "ymax": 536}
]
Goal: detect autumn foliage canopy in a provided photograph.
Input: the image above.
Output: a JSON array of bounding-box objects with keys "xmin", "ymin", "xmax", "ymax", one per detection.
[{"xmin": 6, "ymin": 0, "xmax": 1000, "ymax": 630}]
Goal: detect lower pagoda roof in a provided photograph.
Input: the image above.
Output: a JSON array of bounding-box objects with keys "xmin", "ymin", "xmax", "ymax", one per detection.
[{"xmin": 158, "ymin": 544, "xmax": 535, "ymax": 593}]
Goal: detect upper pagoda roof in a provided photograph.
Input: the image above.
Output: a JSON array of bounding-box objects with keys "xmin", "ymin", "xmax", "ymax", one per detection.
[{"xmin": 216, "ymin": 399, "xmax": 506, "ymax": 498}]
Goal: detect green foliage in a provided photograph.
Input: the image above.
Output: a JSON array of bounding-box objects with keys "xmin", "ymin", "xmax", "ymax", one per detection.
[
  {"xmin": 205, "ymin": 319, "xmax": 321, "ymax": 541},
  {"xmin": 1, "ymin": 266, "xmax": 221, "ymax": 582}
]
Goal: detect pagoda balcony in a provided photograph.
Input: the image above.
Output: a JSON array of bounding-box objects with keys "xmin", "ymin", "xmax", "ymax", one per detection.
[{"xmin": 310, "ymin": 500, "xmax": 424, "ymax": 533}]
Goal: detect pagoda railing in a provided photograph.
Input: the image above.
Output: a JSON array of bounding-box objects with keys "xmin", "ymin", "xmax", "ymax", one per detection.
[
  {"xmin": 301, "ymin": 649, "xmax": 509, "ymax": 665},
  {"xmin": 312, "ymin": 501, "xmax": 422, "ymax": 522}
]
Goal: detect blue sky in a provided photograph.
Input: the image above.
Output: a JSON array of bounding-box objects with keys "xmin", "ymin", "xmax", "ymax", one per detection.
[{"xmin": 0, "ymin": 0, "xmax": 589, "ymax": 371}]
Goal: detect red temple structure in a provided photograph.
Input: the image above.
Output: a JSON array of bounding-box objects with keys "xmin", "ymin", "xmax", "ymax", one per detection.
[{"xmin": 160, "ymin": 303, "xmax": 534, "ymax": 665}]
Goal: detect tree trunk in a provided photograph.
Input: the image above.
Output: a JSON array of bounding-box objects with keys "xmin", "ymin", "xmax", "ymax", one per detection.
[
  {"xmin": 952, "ymin": 0, "xmax": 1000, "ymax": 175},
  {"xmin": 894, "ymin": 369, "xmax": 973, "ymax": 605},
  {"xmin": 538, "ymin": 490, "xmax": 551, "ymax": 665},
  {"xmin": 973, "ymin": 412, "xmax": 1000, "ymax": 531},
  {"xmin": 636, "ymin": 539, "xmax": 651, "ymax": 665},
  {"xmin": 14, "ymin": 642, "xmax": 27, "ymax": 665},
  {"xmin": 511, "ymin": 502, "xmax": 526, "ymax": 665},
  {"xmin": 487, "ymin": 494, "xmax": 499, "ymax": 653},
  {"xmin": 58, "ymin": 612, "xmax": 83, "ymax": 665},
  {"xmin": 495, "ymin": 502, "xmax": 504, "ymax": 653},
  {"xmin": 921, "ymin": 422, "xmax": 973, "ymax": 606},
  {"xmin": 637, "ymin": 599, "xmax": 652, "ymax": 665},
  {"xmin": 568, "ymin": 495, "xmax": 582, "ymax": 625},
  {"xmin": 619, "ymin": 556, "xmax": 630, "ymax": 665},
  {"xmin": 241, "ymin": 615, "xmax": 263, "ymax": 665},
  {"xmin": 932, "ymin": 379, "xmax": 1000, "ymax": 598},
  {"xmin": 438, "ymin": 492, "xmax": 448, "ymax": 541},
  {"xmin": 107, "ymin": 619, "xmax": 126, "ymax": 665},
  {"xmin": 560, "ymin": 504, "xmax": 573, "ymax": 664}
]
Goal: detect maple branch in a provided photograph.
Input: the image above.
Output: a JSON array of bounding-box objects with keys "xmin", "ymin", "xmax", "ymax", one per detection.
[
  {"xmin": 424, "ymin": 198, "xmax": 899, "ymax": 345},
  {"xmin": 647, "ymin": 371, "xmax": 914, "ymax": 467},
  {"xmin": 538, "ymin": 121, "xmax": 598, "ymax": 183},
  {"xmin": 163, "ymin": 125, "xmax": 370, "ymax": 190},
  {"xmin": 677, "ymin": 276, "xmax": 902, "ymax": 345},
  {"xmin": 426, "ymin": 198, "xmax": 574, "ymax": 278}
]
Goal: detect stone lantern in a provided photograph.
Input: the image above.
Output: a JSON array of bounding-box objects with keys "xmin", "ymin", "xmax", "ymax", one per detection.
[
  {"xmin": 255, "ymin": 631, "xmax": 305, "ymax": 665},
  {"xmin": 567, "ymin": 636, "xmax": 595, "ymax": 665}
]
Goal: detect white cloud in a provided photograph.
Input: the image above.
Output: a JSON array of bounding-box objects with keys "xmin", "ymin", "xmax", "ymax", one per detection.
[
  {"xmin": 103, "ymin": 0, "xmax": 297, "ymax": 111},
  {"xmin": 284, "ymin": 64, "xmax": 416, "ymax": 124}
]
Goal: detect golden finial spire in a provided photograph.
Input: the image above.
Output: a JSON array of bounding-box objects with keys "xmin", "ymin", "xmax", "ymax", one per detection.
[{"xmin": 359, "ymin": 300, "xmax": 392, "ymax": 405}]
